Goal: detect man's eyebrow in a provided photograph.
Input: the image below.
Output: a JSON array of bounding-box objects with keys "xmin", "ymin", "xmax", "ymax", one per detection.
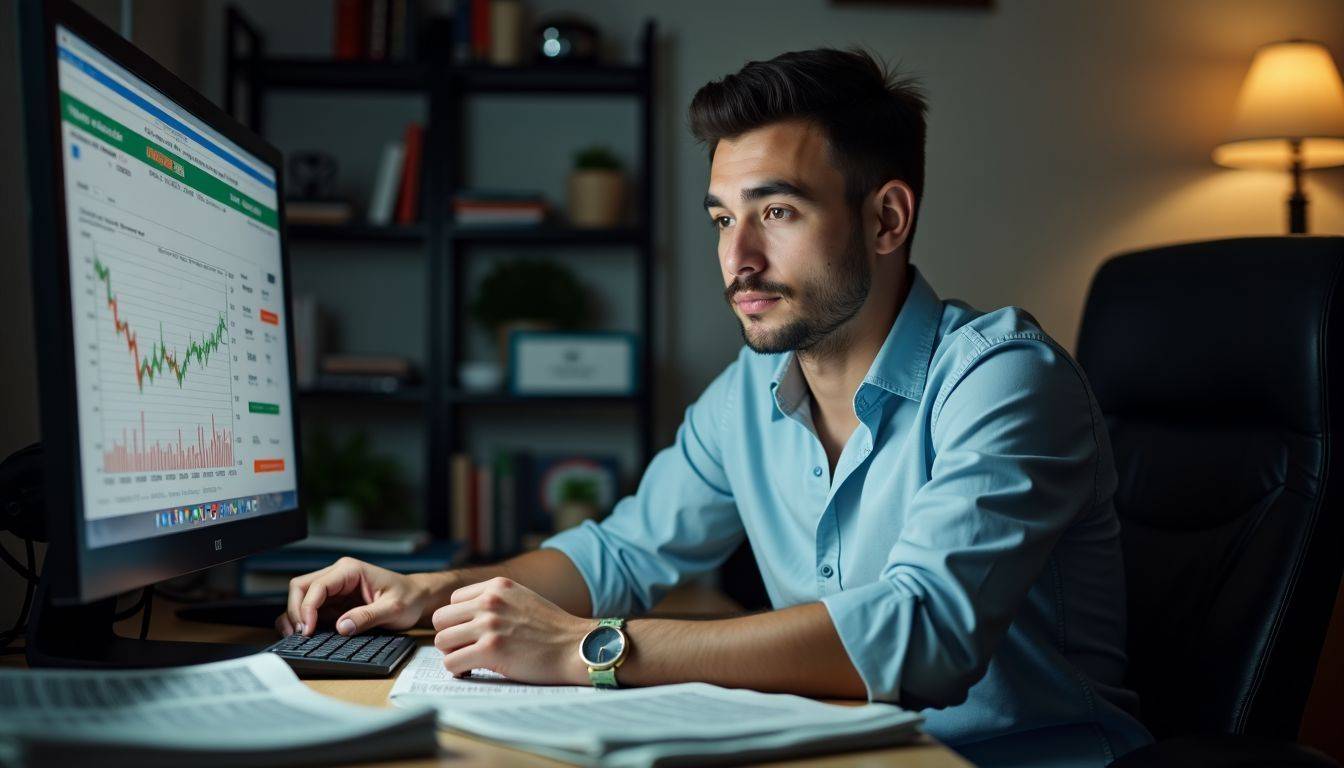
[{"xmin": 703, "ymin": 180, "xmax": 814, "ymax": 212}]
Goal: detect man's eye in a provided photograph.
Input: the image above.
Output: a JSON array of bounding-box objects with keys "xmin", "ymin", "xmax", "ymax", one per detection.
[
  {"xmin": 766, "ymin": 207, "xmax": 791, "ymax": 221},
  {"xmin": 711, "ymin": 215, "xmax": 732, "ymax": 230}
]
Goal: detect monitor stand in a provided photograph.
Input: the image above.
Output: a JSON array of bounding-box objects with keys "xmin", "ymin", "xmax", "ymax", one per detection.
[{"xmin": 25, "ymin": 578, "xmax": 260, "ymax": 669}]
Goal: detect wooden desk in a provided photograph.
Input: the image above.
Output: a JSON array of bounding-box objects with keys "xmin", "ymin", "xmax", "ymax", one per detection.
[{"xmin": 7, "ymin": 585, "xmax": 971, "ymax": 767}]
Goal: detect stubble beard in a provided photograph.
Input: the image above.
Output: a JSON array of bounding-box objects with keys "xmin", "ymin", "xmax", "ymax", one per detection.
[{"xmin": 724, "ymin": 230, "xmax": 871, "ymax": 358}]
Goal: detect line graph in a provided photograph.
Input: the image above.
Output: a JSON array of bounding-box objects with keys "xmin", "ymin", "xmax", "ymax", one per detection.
[
  {"xmin": 95, "ymin": 256, "xmax": 227, "ymax": 389},
  {"xmin": 91, "ymin": 240, "xmax": 235, "ymax": 474}
]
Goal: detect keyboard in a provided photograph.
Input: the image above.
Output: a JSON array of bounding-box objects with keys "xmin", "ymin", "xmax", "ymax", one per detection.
[{"xmin": 263, "ymin": 630, "xmax": 416, "ymax": 678}]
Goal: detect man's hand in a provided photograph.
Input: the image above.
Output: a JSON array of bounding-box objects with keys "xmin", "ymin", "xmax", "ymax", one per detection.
[
  {"xmin": 277, "ymin": 557, "xmax": 438, "ymax": 637},
  {"xmin": 431, "ymin": 576, "xmax": 591, "ymax": 685}
]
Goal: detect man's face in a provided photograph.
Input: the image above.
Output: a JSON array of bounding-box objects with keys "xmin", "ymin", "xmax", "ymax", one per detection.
[{"xmin": 704, "ymin": 120, "xmax": 870, "ymax": 355}]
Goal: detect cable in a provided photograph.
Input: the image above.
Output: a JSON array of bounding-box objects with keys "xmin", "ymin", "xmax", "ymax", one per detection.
[
  {"xmin": 0, "ymin": 536, "xmax": 36, "ymax": 654},
  {"xmin": 0, "ymin": 538, "xmax": 38, "ymax": 582},
  {"xmin": 139, "ymin": 584, "xmax": 153, "ymax": 641}
]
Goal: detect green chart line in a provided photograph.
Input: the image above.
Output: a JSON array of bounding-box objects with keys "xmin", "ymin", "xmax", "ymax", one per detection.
[{"xmin": 94, "ymin": 256, "xmax": 227, "ymax": 390}]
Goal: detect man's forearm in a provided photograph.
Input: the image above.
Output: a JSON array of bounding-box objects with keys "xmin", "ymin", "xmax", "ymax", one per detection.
[
  {"xmin": 413, "ymin": 548, "xmax": 592, "ymax": 624},
  {"xmin": 616, "ymin": 602, "xmax": 868, "ymax": 700}
]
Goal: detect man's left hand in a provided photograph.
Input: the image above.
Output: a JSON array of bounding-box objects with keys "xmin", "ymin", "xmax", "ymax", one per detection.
[{"xmin": 431, "ymin": 576, "xmax": 593, "ymax": 685}]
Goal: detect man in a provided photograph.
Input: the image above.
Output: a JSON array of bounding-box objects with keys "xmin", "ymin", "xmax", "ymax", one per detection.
[{"xmin": 280, "ymin": 49, "xmax": 1152, "ymax": 766}]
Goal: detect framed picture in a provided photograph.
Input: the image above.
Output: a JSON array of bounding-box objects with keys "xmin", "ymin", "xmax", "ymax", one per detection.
[{"xmin": 508, "ymin": 331, "xmax": 639, "ymax": 396}]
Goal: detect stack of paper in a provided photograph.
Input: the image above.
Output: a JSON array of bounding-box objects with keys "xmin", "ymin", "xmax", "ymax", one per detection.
[
  {"xmin": 0, "ymin": 653, "xmax": 437, "ymax": 767},
  {"xmin": 390, "ymin": 647, "xmax": 923, "ymax": 767}
]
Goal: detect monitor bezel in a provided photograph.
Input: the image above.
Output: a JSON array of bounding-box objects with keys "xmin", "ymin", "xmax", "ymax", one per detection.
[{"xmin": 20, "ymin": 0, "xmax": 306, "ymax": 603}]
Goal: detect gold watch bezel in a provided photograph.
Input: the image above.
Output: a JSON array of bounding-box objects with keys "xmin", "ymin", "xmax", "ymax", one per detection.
[{"xmin": 578, "ymin": 624, "xmax": 629, "ymax": 671}]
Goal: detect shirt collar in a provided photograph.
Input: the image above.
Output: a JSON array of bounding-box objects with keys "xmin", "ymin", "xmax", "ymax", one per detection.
[{"xmin": 769, "ymin": 265, "xmax": 942, "ymax": 420}]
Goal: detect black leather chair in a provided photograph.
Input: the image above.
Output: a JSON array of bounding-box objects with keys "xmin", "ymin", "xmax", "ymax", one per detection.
[{"xmin": 1076, "ymin": 237, "xmax": 1344, "ymax": 767}]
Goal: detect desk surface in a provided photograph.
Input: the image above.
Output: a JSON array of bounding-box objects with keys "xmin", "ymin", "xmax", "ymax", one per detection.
[{"xmin": 6, "ymin": 584, "xmax": 970, "ymax": 767}]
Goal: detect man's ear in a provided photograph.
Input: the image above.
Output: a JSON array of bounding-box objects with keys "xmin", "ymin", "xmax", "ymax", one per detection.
[{"xmin": 871, "ymin": 180, "xmax": 915, "ymax": 257}]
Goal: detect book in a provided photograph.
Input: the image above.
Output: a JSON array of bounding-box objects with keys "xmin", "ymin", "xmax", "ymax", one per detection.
[
  {"xmin": 470, "ymin": 0, "xmax": 490, "ymax": 61},
  {"xmin": 450, "ymin": 453, "xmax": 474, "ymax": 554},
  {"xmin": 394, "ymin": 123, "xmax": 424, "ymax": 224},
  {"xmin": 368, "ymin": 0, "xmax": 389, "ymax": 60},
  {"xmin": 333, "ymin": 0, "xmax": 367, "ymax": 60},
  {"xmin": 286, "ymin": 199, "xmax": 353, "ymax": 226},
  {"xmin": 1, "ymin": 653, "xmax": 438, "ymax": 767},
  {"xmin": 321, "ymin": 354, "xmax": 415, "ymax": 378},
  {"xmin": 291, "ymin": 294, "xmax": 321, "ymax": 389},
  {"xmin": 367, "ymin": 140, "xmax": 405, "ymax": 225}
]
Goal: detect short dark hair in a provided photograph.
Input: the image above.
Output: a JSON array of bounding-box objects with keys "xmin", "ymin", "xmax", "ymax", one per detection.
[{"xmin": 689, "ymin": 48, "xmax": 928, "ymax": 253}]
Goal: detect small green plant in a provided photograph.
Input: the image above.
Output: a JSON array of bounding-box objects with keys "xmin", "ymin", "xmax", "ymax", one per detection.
[
  {"xmin": 301, "ymin": 428, "xmax": 411, "ymax": 530},
  {"xmin": 469, "ymin": 258, "xmax": 587, "ymax": 331},
  {"xmin": 558, "ymin": 476, "xmax": 600, "ymax": 507},
  {"xmin": 573, "ymin": 146, "xmax": 622, "ymax": 172}
]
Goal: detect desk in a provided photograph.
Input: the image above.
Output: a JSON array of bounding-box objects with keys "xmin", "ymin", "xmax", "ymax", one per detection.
[{"xmin": 5, "ymin": 585, "xmax": 970, "ymax": 767}]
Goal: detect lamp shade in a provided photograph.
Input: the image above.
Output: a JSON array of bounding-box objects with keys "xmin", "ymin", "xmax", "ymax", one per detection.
[{"xmin": 1214, "ymin": 40, "xmax": 1344, "ymax": 170}]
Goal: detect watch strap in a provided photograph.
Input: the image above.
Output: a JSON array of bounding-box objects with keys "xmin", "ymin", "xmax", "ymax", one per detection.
[
  {"xmin": 598, "ymin": 617, "xmax": 625, "ymax": 629},
  {"xmin": 590, "ymin": 666, "xmax": 618, "ymax": 689}
]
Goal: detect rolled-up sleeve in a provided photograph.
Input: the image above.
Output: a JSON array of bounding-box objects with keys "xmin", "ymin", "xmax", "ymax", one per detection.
[
  {"xmin": 822, "ymin": 332, "xmax": 1107, "ymax": 708},
  {"xmin": 542, "ymin": 362, "xmax": 745, "ymax": 617}
]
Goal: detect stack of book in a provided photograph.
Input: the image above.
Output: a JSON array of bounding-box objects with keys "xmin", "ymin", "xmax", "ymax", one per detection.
[
  {"xmin": 315, "ymin": 354, "xmax": 418, "ymax": 394},
  {"xmin": 334, "ymin": 0, "xmax": 423, "ymax": 61},
  {"xmin": 452, "ymin": 190, "xmax": 548, "ymax": 227},
  {"xmin": 448, "ymin": 452, "xmax": 621, "ymax": 559}
]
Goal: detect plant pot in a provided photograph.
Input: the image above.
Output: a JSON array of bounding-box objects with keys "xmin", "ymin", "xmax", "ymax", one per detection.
[
  {"xmin": 567, "ymin": 169, "xmax": 624, "ymax": 228},
  {"xmin": 554, "ymin": 500, "xmax": 600, "ymax": 532},
  {"xmin": 315, "ymin": 498, "xmax": 360, "ymax": 535}
]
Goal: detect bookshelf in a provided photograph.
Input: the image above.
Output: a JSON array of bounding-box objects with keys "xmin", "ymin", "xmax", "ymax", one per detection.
[{"xmin": 223, "ymin": 8, "xmax": 657, "ymax": 546}]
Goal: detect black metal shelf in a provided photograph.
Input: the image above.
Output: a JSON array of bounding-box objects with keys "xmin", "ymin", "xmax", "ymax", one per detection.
[
  {"xmin": 246, "ymin": 58, "xmax": 427, "ymax": 91},
  {"xmin": 451, "ymin": 225, "xmax": 641, "ymax": 246},
  {"xmin": 448, "ymin": 390, "xmax": 641, "ymax": 406},
  {"xmin": 454, "ymin": 64, "xmax": 643, "ymax": 94},
  {"xmin": 240, "ymin": 59, "xmax": 641, "ymax": 96},
  {"xmin": 298, "ymin": 387, "xmax": 427, "ymax": 403},
  {"xmin": 228, "ymin": 9, "xmax": 658, "ymax": 541},
  {"xmin": 288, "ymin": 223, "xmax": 426, "ymax": 243}
]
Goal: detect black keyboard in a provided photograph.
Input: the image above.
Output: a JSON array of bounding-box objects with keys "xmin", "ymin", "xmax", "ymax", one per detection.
[{"xmin": 264, "ymin": 630, "xmax": 416, "ymax": 678}]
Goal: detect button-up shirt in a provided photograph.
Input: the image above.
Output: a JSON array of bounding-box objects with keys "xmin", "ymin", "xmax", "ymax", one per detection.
[{"xmin": 544, "ymin": 266, "xmax": 1153, "ymax": 766}]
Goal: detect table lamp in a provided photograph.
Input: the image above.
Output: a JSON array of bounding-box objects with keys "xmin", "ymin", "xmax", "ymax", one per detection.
[{"xmin": 1214, "ymin": 40, "xmax": 1344, "ymax": 233}]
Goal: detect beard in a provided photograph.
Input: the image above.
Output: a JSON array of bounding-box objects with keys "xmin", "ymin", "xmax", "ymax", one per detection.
[{"xmin": 723, "ymin": 231, "xmax": 871, "ymax": 356}]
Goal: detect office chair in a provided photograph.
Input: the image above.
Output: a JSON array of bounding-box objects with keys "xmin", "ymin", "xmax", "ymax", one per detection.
[{"xmin": 1076, "ymin": 237, "xmax": 1344, "ymax": 767}]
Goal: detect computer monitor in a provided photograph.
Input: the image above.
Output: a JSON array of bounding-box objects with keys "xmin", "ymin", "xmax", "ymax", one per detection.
[{"xmin": 19, "ymin": 0, "xmax": 304, "ymax": 666}]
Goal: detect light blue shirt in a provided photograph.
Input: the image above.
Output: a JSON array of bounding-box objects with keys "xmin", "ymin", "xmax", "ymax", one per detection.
[{"xmin": 544, "ymin": 266, "xmax": 1153, "ymax": 766}]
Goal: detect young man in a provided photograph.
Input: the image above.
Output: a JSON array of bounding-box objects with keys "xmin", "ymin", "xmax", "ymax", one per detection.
[{"xmin": 279, "ymin": 49, "xmax": 1152, "ymax": 766}]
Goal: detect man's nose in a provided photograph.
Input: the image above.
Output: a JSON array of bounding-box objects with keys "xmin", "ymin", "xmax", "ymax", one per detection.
[{"xmin": 722, "ymin": 225, "xmax": 766, "ymax": 277}]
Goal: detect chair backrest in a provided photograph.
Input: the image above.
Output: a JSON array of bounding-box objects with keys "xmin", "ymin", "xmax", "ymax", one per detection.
[{"xmin": 1075, "ymin": 236, "xmax": 1344, "ymax": 740}]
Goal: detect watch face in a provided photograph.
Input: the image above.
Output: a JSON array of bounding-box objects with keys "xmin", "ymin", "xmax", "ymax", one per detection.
[{"xmin": 581, "ymin": 625, "xmax": 625, "ymax": 667}]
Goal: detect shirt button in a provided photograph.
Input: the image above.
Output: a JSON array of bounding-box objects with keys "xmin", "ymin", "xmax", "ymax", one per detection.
[
  {"xmin": 812, "ymin": 466, "xmax": 823, "ymax": 477},
  {"xmin": 819, "ymin": 564, "xmax": 834, "ymax": 578}
]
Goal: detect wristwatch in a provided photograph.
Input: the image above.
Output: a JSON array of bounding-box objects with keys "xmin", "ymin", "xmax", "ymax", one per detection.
[{"xmin": 579, "ymin": 618, "xmax": 629, "ymax": 688}]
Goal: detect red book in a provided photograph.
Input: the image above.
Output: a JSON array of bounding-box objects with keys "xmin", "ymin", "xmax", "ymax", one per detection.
[
  {"xmin": 394, "ymin": 123, "xmax": 424, "ymax": 224},
  {"xmin": 470, "ymin": 0, "xmax": 490, "ymax": 61},
  {"xmin": 333, "ymin": 0, "xmax": 367, "ymax": 60}
]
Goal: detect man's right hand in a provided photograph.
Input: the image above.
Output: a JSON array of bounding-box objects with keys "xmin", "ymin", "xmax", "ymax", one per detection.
[{"xmin": 276, "ymin": 556, "xmax": 443, "ymax": 637}]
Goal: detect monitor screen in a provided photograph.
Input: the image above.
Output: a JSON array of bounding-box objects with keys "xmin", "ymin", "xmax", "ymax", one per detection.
[{"xmin": 54, "ymin": 24, "xmax": 298, "ymax": 551}]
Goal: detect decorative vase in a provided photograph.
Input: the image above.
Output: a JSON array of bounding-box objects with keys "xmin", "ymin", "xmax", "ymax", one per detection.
[{"xmin": 567, "ymin": 169, "xmax": 624, "ymax": 228}]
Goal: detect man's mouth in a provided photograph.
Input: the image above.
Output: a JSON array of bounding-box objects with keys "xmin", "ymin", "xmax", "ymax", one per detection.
[{"xmin": 734, "ymin": 292, "xmax": 781, "ymax": 314}]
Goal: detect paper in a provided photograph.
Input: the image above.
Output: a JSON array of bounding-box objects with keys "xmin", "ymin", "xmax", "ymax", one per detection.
[
  {"xmin": 388, "ymin": 645, "xmax": 595, "ymax": 701},
  {"xmin": 0, "ymin": 652, "xmax": 436, "ymax": 761},
  {"xmin": 428, "ymin": 682, "xmax": 924, "ymax": 767}
]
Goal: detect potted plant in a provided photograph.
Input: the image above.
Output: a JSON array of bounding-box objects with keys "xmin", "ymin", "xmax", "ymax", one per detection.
[
  {"xmin": 567, "ymin": 146, "xmax": 625, "ymax": 228},
  {"xmin": 553, "ymin": 475, "xmax": 601, "ymax": 531},
  {"xmin": 301, "ymin": 428, "xmax": 411, "ymax": 534},
  {"xmin": 469, "ymin": 258, "xmax": 588, "ymax": 371}
]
